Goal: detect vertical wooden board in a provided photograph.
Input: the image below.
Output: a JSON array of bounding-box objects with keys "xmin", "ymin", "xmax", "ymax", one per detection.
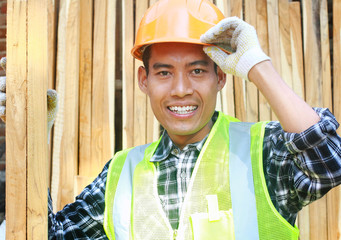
[
  {"xmin": 147, "ymin": 0, "xmax": 161, "ymax": 143},
  {"xmin": 234, "ymin": 79, "xmax": 246, "ymax": 121},
  {"xmin": 78, "ymin": 0, "xmax": 93, "ymax": 176},
  {"xmin": 6, "ymin": 1, "xmax": 27, "ymax": 238},
  {"xmin": 51, "ymin": 0, "xmax": 67, "ymax": 211},
  {"xmin": 91, "ymin": 0, "xmax": 107, "ymax": 171},
  {"xmin": 47, "ymin": 0, "xmax": 58, "ymax": 186},
  {"xmin": 27, "ymin": 0, "xmax": 48, "ymax": 238},
  {"xmin": 230, "ymin": 0, "xmax": 245, "ymax": 121},
  {"xmin": 230, "ymin": 0, "xmax": 242, "ymax": 17},
  {"xmin": 302, "ymin": 1, "xmax": 327, "ymax": 238},
  {"xmin": 278, "ymin": 0, "xmax": 293, "ymax": 89},
  {"xmin": 256, "ymin": 0, "xmax": 271, "ymax": 121},
  {"xmin": 266, "ymin": 0, "xmax": 281, "ymax": 74},
  {"xmin": 267, "ymin": 0, "xmax": 281, "ymax": 121},
  {"xmin": 133, "ymin": 0, "xmax": 149, "ymax": 146},
  {"xmin": 122, "ymin": 0, "xmax": 135, "ymax": 148},
  {"xmin": 47, "ymin": 0, "xmax": 58, "ymax": 90},
  {"xmin": 309, "ymin": 197, "xmax": 328, "ymax": 240},
  {"xmin": 106, "ymin": 0, "xmax": 117, "ymax": 154},
  {"xmin": 333, "ymin": 0, "xmax": 341, "ymax": 136},
  {"xmin": 330, "ymin": 1, "xmax": 341, "ymax": 238},
  {"xmin": 55, "ymin": 0, "xmax": 80, "ymax": 210},
  {"xmin": 298, "ymin": 206, "xmax": 310, "ymax": 240},
  {"xmin": 327, "ymin": 186, "xmax": 341, "ymax": 240},
  {"xmin": 289, "ymin": 2, "xmax": 305, "ymax": 100},
  {"xmin": 302, "ymin": 0, "xmax": 323, "ymax": 107},
  {"xmin": 216, "ymin": 0, "xmax": 235, "ymax": 117},
  {"xmin": 146, "ymin": 101, "xmax": 160, "ymax": 143},
  {"xmin": 244, "ymin": 0, "xmax": 259, "ymax": 122},
  {"xmin": 91, "ymin": 0, "xmax": 115, "ymax": 177},
  {"xmin": 320, "ymin": 0, "xmax": 332, "ymax": 110}
]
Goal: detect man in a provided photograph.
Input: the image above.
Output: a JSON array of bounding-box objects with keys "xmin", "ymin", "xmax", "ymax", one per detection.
[{"xmin": 2, "ymin": 0, "xmax": 341, "ymax": 239}]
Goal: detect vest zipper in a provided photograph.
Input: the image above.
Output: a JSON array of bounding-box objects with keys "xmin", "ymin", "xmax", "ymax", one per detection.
[{"xmin": 173, "ymin": 229, "xmax": 178, "ymax": 240}]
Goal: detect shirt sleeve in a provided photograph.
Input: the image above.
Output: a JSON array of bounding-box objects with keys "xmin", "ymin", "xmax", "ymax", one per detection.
[
  {"xmin": 48, "ymin": 160, "xmax": 111, "ymax": 240},
  {"xmin": 263, "ymin": 108, "xmax": 341, "ymax": 225}
]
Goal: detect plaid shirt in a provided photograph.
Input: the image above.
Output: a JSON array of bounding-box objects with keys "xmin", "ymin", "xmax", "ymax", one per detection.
[{"xmin": 49, "ymin": 108, "xmax": 341, "ymax": 239}]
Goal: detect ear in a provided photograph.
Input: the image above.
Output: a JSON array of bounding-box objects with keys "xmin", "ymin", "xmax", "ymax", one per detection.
[
  {"xmin": 217, "ymin": 67, "xmax": 226, "ymax": 91},
  {"xmin": 138, "ymin": 66, "xmax": 148, "ymax": 94}
]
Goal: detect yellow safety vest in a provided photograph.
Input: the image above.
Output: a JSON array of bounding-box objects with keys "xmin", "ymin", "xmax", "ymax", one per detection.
[{"xmin": 104, "ymin": 112, "xmax": 299, "ymax": 239}]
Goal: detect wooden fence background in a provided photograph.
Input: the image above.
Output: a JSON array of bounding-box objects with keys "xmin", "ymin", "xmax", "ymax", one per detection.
[{"xmin": 5, "ymin": 0, "xmax": 341, "ymax": 239}]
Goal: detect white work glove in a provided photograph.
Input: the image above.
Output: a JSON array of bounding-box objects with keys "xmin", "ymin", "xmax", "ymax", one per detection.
[
  {"xmin": 0, "ymin": 57, "xmax": 59, "ymax": 140},
  {"xmin": 200, "ymin": 17, "xmax": 270, "ymax": 81}
]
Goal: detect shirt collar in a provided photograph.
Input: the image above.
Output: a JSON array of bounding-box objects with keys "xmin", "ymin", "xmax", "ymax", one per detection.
[{"xmin": 150, "ymin": 111, "xmax": 219, "ymax": 162}]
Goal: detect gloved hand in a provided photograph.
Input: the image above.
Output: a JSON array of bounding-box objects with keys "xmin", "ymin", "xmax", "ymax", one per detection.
[
  {"xmin": 0, "ymin": 57, "xmax": 59, "ymax": 139},
  {"xmin": 200, "ymin": 17, "xmax": 270, "ymax": 81}
]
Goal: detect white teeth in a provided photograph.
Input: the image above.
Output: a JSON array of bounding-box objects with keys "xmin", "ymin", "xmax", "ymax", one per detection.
[{"xmin": 168, "ymin": 106, "xmax": 197, "ymax": 114}]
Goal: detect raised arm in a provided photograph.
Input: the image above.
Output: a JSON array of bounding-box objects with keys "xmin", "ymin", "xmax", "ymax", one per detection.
[{"xmin": 200, "ymin": 17, "xmax": 319, "ymax": 133}]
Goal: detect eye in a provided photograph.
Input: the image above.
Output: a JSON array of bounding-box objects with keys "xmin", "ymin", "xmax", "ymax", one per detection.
[
  {"xmin": 192, "ymin": 69, "xmax": 205, "ymax": 75},
  {"xmin": 158, "ymin": 71, "xmax": 171, "ymax": 76}
]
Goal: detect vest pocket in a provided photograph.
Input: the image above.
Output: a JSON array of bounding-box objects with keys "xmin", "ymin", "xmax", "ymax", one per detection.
[{"xmin": 190, "ymin": 210, "xmax": 235, "ymax": 240}]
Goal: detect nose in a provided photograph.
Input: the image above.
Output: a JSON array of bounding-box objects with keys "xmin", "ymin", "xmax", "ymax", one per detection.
[{"xmin": 170, "ymin": 72, "xmax": 193, "ymax": 98}]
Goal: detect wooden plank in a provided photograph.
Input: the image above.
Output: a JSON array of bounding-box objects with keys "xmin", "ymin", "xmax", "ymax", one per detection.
[
  {"xmin": 6, "ymin": 0, "xmax": 27, "ymax": 238},
  {"xmin": 74, "ymin": 175, "xmax": 96, "ymax": 197},
  {"xmin": 256, "ymin": 0, "xmax": 271, "ymax": 121},
  {"xmin": 298, "ymin": 205, "xmax": 311, "ymax": 240},
  {"xmin": 216, "ymin": 0, "xmax": 235, "ymax": 117},
  {"xmin": 78, "ymin": 0, "xmax": 93, "ymax": 176},
  {"xmin": 106, "ymin": 0, "xmax": 117, "ymax": 154},
  {"xmin": 146, "ymin": 100, "xmax": 160, "ymax": 143},
  {"xmin": 320, "ymin": 0, "xmax": 332, "ymax": 109},
  {"xmin": 327, "ymin": 186, "xmax": 341, "ymax": 240},
  {"xmin": 289, "ymin": 2, "xmax": 305, "ymax": 100},
  {"xmin": 146, "ymin": 0, "xmax": 161, "ymax": 143},
  {"xmin": 53, "ymin": 0, "xmax": 80, "ymax": 210},
  {"xmin": 122, "ymin": 0, "xmax": 135, "ymax": 148},
  {"xmin": 244, "ymin": 0, "xmax": 259, "ymax": 122},
  {"xmin": 302, "ymin": 1, "xmax": 328, "ymax": 238},
  {"xmin": 329, "ymin": 1, "xmax": 341, "ymax": 238},
  {"xmin": 302, "ymin": 0, "xmax": 323, "ymax": 107},
  {"xmin": 230, "ymin": 0, "xmax": 245, "ymax": 121},
  {"xmin": 309, "ymin": 197, "xmax": 328, "ymax": 240},
  {"xmin": 333, "ymin": 0, "xmax": 341, "ymax": 136},
  {"xmin": 290, "ymin": 2, "xmax": 307, "ymax": 237},
  {"xmin": 91, "ymin": 0, "xmax": 115, "ymax": 177},
  {"xmin": 91, "ymin": 0, "xmax": 107, "ymax": 173},
  {"xmin": 133, "ymin": 0, "xmax": 149, "ymax": 146},
  {"xmin": 47, "ymin": 0, "xmax": 58, "ymax": 187},
  {"xmin": 51, "ymin": 0, "xmax": 67, "ymax": 212},
  {"xmin": 266, "ymin": 0, "xmax": 281, "ymax": 74},
  {"xmin": 267, "ymin": 0, "xmax": 281, "ymax": 121},
  {"xmin": 27, "ymin": 0, "xmax": 48, "ymax": 238},
  {"xmin": 278, "ymin": 0, "xmax": 293, "ymax": 89}
]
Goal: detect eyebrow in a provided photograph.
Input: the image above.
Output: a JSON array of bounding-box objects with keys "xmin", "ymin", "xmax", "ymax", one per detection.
[
  {"xmin": 152, "ymin": 63, "xmax": 174, "ymax": 70},
  {"xmin": 186, "ymin": 60, "xmax": 209, "ymax": 67},
  {"xmin": 152, "ymin": 60, "xmax": 209, "ymax": 70}
]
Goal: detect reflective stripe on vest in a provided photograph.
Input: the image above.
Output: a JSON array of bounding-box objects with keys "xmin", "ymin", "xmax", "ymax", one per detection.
[
  {"xmin": 113, "ymin": 144, "xmax": 151, "ymax": 239},
  {"xmin": 229, "ymin": 122, "xmax": 259, "ymax": 240},
  {"xmin": 104, "ymin": 112, "xmax": 299, "ymax": 239}
]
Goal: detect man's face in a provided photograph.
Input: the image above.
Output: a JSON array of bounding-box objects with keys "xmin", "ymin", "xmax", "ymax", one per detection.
[{"xmin": 138, "ymin": 43, "xmax": 226, "ymax": 148}]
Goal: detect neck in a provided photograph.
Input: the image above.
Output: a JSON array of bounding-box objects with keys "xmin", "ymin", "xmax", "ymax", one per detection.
[{"xmin": 168, "ymin": 119, "xmax": 213, "ymax": 150}]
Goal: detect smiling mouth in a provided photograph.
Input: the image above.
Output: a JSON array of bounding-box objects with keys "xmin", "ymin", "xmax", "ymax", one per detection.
[{"xmin": 168, "ymin": 105, "xmax": 198, "ymax": 115}]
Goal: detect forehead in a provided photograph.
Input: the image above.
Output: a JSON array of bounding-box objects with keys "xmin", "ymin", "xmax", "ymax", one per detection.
[{"xmin": 149, "ymin": 42, "xmax": 212, "ymax": 64}]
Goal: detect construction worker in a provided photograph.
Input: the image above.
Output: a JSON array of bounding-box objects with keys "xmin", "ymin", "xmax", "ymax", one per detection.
[{"xmin": 1, "ymin": 0, "xmax": 341, "ymax": 239}]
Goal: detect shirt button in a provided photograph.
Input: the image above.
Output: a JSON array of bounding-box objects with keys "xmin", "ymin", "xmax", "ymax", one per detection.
[{"xmin": 172, "ymin": 148, "xmax": 179, "ymax": 155}]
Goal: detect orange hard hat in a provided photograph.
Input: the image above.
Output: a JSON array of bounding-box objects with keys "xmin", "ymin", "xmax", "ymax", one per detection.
[{"xmin": 131, "ymin": 0, "xmax": 226, "ymax": 60}]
